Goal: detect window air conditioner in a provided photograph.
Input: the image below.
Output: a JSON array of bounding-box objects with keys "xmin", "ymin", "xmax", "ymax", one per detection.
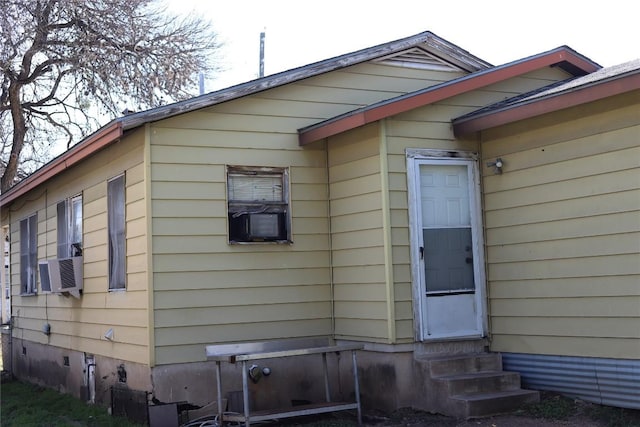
[
  {"xmin": 249, "ymin": 213, "xmax": 281, "ymax": 238},
  {"xmin": 38, "ymin": 260, "xmax": 52, "ymax": 293},
  {"xmin": 48, "ymin": 256, "xmax": 83, "ymax": 298}
]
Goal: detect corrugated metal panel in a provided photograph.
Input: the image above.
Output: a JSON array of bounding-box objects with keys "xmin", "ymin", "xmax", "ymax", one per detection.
[{"xmin": 502, "ymin": 353, "xmax": 640, "ymax": 409}]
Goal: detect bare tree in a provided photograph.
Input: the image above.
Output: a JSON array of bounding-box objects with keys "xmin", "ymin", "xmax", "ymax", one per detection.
[{"xmin": 0, "ymin": 0, "xmax": 220, "ymax": 191}]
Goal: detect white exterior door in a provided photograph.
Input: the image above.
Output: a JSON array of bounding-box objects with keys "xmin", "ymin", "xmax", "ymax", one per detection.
[{"xmin": 408, "ymin": 152, "xmax": 486, "ymax": 340}]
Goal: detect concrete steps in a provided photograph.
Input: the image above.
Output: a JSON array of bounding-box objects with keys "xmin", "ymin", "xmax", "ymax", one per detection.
[
  {"xmin": 451, "ymin": 389, "xmax": 541, "ymax": 418},
  {"xmin": 417, "ymin": 353, "xmax": 539, "ymax": 418}
]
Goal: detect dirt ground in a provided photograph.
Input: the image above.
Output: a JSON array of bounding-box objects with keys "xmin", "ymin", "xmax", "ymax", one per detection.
[
  {"xmin": 355, "ymin": 395, "xmax": 640, "ymax": 427},
  {"xmin": 362, "ymin": 411, "xmax": 611, "ymax": 427},
  {"xmin": 284, "ymin": 392, "xmax": 640, "ymax": 427}
]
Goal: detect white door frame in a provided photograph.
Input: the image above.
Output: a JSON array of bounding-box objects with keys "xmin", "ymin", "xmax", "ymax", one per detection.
[{"xmin": 406, "ymin": 149, "xmax": 487, "ymax": 341}]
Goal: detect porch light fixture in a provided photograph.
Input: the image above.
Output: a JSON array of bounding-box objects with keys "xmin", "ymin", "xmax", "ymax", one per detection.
[{"xmin": 487, "ymin": 158, "xmax": 504, "ymax": 174}]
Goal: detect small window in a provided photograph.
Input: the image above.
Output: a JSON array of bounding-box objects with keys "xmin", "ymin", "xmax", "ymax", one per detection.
[
  {"xmin": 227, "ymin": 166, "xmax": 291, "ymax": 243},
  {"xmin": 108, "ymin": 175, "xmax": 126, "ymax": 290},
  {"xmin": 20, "ymin": 214, "xmax": 37, "ymax": 295},
  {"xmin": 57, "ymin": 195, "xmax": 83, "ymax": 258}
]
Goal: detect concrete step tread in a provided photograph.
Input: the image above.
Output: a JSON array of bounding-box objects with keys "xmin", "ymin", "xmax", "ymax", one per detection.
[
  {"xmin": 451, "ymin": 389, "xmax": 540, "ymax": 401},
  {"xmin": 417, "ymin": 353, "xmax": 499, "ymax": 365},
  {"xmin": 420, "ymin": 352, "xmax": 496, "ymax": 361},
  {"xmin": 433, "ymin": 370, "xmax": 519, "ymax": 380},
  {"xmin": 422, "ymin": 353, "xmax": 503, "ymax": 376}
]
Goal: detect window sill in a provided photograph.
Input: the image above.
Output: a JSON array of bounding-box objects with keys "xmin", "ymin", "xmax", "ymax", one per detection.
[
  {"xmin": 20, "ymin": 292, "xmax": 37, "ymax": 297},
  {"xmin": 229, "ymin": 240, "xmax": 293, "ymax": 245}
]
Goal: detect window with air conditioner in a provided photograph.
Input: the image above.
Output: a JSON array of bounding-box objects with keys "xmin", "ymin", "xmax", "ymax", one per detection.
[
  {"xmin": 20, "ymin": 213, "xmax": 37, "ymax": 295},
  {"xmin": 227, "ymin": 166, "xmax": 291, "ymax": 243},
  {"xmin": 57, "ymin": 195, "xmax": 83, "ymax": 258}
]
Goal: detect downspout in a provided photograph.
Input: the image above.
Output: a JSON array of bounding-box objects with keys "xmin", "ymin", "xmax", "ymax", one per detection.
[
  {"xmin": 477, "ymin": 130, "xmax": 491, "ymax": 341},
  {"xmin": 379, "ymin": 120, "xmax": 396, "ymax": 344},
  {"xmin": 144, "ymin": 124, "xmax": 155, "ymax": 367},
  {"xmin": 325, "ymin": 140, "xmax": 336, "ymax": 339}
]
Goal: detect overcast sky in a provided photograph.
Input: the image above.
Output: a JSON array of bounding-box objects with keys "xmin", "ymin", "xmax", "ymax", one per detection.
[{"xmin": 167, "ymin": 0, "xmax": 639, "ymax": 91}]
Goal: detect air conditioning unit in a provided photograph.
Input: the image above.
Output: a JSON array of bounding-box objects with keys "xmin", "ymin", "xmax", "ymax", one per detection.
[
  {"xmin": 38, "ymin": 260, "xmax": 52, "ymax": 293},
  {"xmin": 48, "ymin": 256, "xmax": 83, "ymax": 298}
]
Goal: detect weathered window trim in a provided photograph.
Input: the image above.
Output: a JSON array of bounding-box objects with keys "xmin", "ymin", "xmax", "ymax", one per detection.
[{"xmin": 226, "ymin": 166, "xmax": 292, "ymax": 244}]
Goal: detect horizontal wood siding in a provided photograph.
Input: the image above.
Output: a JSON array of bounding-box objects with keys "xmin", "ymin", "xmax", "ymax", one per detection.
[
  {"xmin": 150, "ymin": 137, "xmax": 331, "ymax": 364},
  {"xmin": 327, "ymin": 124, "xmax": 389, "ymax": 342},
  {"xmin": 150, "ymin": 61, "xmax": 470, "ymax": 364},
  {"xmin": 6, "ymin": 130, "xmax": 149, "ymax": 364},
  {"xmin": 385, "ymin": 67, "xmax": 573, "ymax": 342},
  {"xmin": 482, "ymin": 93, "xmax": 640, "ymax": 359}
]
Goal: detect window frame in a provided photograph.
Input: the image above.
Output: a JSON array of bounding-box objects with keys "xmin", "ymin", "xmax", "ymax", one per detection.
[
  {"xmin": 107, "ymin": 174, "xmax": 126, "ymax": 291},
  {"xmin": 20, "ymin": 213, "xmax": 38, "ymax": 295},
  {"xmin": 57, "ymin": 194, "xmax": 83, "ymax": 258},
  {"xmin": 226, "ymin": 166, "xmax": 292, "ymax": 244}
]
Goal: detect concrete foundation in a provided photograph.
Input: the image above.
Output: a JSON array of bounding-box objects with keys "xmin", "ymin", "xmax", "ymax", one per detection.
[
  {"xmin": 8, "ymin": 337, "xmax": 534, "ymax": 420},
  {"xmin": 11, "ymin": 337, "xmax": 152, "ymax": 407}
]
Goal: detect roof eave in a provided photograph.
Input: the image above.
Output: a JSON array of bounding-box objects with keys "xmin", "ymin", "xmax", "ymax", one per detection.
[
  {"xmin": 1, "ymin": 121, "xmax": 123, "ymax": 207},
  {"xmin": 298, "ymin": 47, "xmax": 600, "ymax": 145},
  {"xmin": 452, "ymin": 72, "xmax": 640, "ymax": 137},
  {"xmin": 1, "ymin": 30, "xmax": 491, "ymax": 207},
  {"xmin": 118, "ymin": 31, "xmax": 491, "ymax": 129}
]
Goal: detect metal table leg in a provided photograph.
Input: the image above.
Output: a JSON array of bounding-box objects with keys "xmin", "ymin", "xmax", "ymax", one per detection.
[
  {"xmin": 322, "ymin": 352, "xmax": 331, "ymax": 402},
  {"xmin": 216, "ymin": 361, "xmax": 223, "ymax": 423},
  {"xmin": 352, "ymin": 350, "xmax": 362, "ymax": 425},
  {"xmin": 242, "ymin": 360, "xmax": 250, "ymax": 427}
]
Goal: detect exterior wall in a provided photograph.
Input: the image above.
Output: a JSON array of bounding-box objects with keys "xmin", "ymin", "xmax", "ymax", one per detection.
[
  {"xmin": 384, "ymin": 67, "xmax": 573, "ymax": 343},
  {"xmin": 4, "ymin": 128, "xmax": 150, "ymax": 390},
  {"xmin": 481, "ymin": 91, "xmax": 640, "ymax": 359},
  {"xmin": 327, "ymin": 124, "xmax": 390, "ymax": 342},
  {"xmin": 11, "ymin": 336, "xmax": 152, "ymax": 406},
  {"xmin": 149, "ymin": 62, "xmax": 468, "ymax": 365},
  {"xmin": 314, "ymin": 66, "xmax": 574, "ymax": 346}
]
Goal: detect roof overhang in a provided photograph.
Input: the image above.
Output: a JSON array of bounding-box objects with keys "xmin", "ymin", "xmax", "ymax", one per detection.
[
  {"xmin": 298, "ymin": 48, "xmax": 600, "ymax": 145},
  {"xmin": 452, "ymin": 72, "xmax": 640, "ymax": 136},
  {"xmin": 1, "ymin": 30, "xmax": 492, "ymax": 210},
  {"xmin": 1, "ymin": 121, "xmax": 123, "ymax": 206}
]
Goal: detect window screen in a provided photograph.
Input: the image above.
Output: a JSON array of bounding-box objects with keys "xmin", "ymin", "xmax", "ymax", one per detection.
[
  {"xmin": 57, "ymin": 195, "xmax": 83, "ymax": 258},
  {"xmin": 108, "ymin": 175, "xmax": 126, "ymax": 289},
  {"xmin": 20, "ymin": 214, "xmax": 37, "ymax": 294}
]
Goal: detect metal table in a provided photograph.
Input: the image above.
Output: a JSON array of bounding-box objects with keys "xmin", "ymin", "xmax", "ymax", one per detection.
[{"xmin": 206, "ymin": 342, "xmax": 363, "ymax": 426}]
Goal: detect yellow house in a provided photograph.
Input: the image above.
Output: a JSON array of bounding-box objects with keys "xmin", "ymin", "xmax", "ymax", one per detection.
[{"xmin": 1, "ymin": 31, "xmax": 637, "ymax": 420}]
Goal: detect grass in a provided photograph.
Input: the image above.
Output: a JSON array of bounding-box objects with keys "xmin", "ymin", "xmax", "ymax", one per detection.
[
  {"xmin": 3, "ymin": 379, "xmax": 640, "ymax": 427},
  {"xmin": 520, "ymin": 392, "xmax": 578, "ymax": 420},
  {"xmin": 586, "ymin": 404, "xmax": 640, "ymax": 427},
  {"xmin": 1, "ymin": 379, "xmax": 144, "ymax": 427}
]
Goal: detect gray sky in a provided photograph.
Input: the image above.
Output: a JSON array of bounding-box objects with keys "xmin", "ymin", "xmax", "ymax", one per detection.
[{"xmin": 167, "ymin": 0, "xmax": 640, "ymax": 91}]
